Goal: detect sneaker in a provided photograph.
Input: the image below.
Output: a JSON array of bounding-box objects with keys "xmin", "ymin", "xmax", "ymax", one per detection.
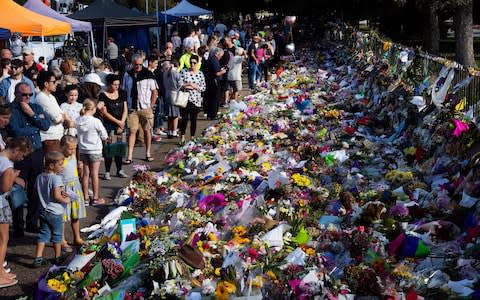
[
  {"xmin": 117, "ymin": 170, "xmax": 128, "ymax": 178},
  {"xmin": 103, "ymin": 172, "xmax": 111, "ymax": 180},
  {"xmin": 3, "ymin": 268, "xmax": 10, "ymax": 273},
  {"xmin": 155, "ymin": 128, "xmax": 168, "ymax": 136},
  {"xmin": 2, "ymin": 261, "xmax": 6, "ymax": 268},
  {"xmin": 32, "ymin": 257, "xmax": 49, "ymax": 268}
]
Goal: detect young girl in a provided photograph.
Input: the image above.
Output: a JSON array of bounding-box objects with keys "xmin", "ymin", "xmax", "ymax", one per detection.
[
  {"xmin": 76, "ymin": 99, "xmax": 108, "ymax": 206},
  {"xmin": 0, "ymin": 138, "xmax": 31, "ymax": 288},
  {"xmin": 60, "ymin": 136, "xmax": 86, "ymax": 250},
  {"xmin": 60, "ymin": 85, "xmax": 82, "ymax": 136}
]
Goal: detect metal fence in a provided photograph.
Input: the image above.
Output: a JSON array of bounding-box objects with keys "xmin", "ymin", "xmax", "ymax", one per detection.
[{"xmin": 326, "ymin": 25, "xmax": 480, "ymax": 117}]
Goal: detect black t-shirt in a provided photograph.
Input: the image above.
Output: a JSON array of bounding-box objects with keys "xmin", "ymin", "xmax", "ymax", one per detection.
[
  {"xmin": 99, "ymin": 90, "xmax": 127, "ymax": 126},
  {"xmin": 247, "ymin": 43, "xmax": 258, "ymax": 63}
]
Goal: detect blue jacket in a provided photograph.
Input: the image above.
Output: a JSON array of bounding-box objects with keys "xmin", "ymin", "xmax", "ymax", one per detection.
[
  {"xmin": 7, "ymin": 101, "xmax": 50, "ymax": 150},
  {"xmin": 0, "ymin": 76, "xmax": 36, "ymax": 103}
]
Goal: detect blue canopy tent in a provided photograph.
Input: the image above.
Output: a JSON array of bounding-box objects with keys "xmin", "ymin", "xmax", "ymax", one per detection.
[
  {"xmin": 0, "ymin": 28, "xmax": 11, "ymax": 39},
  {"xmin": 156, "ymin": 12, "xmax": 182, "ymax": 25}
]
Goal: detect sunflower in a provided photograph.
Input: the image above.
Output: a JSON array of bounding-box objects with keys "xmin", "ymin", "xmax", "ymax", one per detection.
[{"xmin": 215, "ymin": 281, "xmax": 237, "ymax": 300}]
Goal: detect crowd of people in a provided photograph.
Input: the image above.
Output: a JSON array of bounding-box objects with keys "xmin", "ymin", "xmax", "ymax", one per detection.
[{"xmin": 0, "ymin": 19, "xmax": 289, "ymax": 289}]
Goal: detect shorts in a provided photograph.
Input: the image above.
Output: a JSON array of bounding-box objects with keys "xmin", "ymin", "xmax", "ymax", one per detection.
[
  {"xmin": 0, "ymin": 205, "xmax": 12, "ymax": 224},
  {"xmin": 80, "ymin": 153, "xmax": 103, "ymax": 163},
  {"xmin": 38, "ymin": 211, "xmax": 63, "ymax": 244},
  {"xmin": 127, "ymin": 108, "xmax": 154, "ymax": 131},
  {"xmin": 228, "ymin": 80, "xmax": 242, "ymax": 92}
]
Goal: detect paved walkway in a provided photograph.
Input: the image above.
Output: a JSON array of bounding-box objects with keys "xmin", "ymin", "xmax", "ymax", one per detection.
[{"xmin": 3, "ymin": 73, "xmax": 252, "ymax": 298}]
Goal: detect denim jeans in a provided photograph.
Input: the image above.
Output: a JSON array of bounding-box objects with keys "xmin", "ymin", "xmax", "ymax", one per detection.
[
  {"xmin": 38, "ymin": 211, "xmax": 63, "ymax": 244},
  {"xmin": 154, "ymin": 96, "xmax": 165, "ymax": 129},
  {"xmin": 248, "ymin": 61, "xmax": 258, "ymax": 89}
]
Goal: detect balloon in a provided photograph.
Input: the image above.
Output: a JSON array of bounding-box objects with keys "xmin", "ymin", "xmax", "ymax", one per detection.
[
  {"xmin": 285, "ymin": 16, "xmax": 296, "ymax": 26},
  {"xmin": 285, "ymin": 43, "xmax": 295, "ymax": 54}
]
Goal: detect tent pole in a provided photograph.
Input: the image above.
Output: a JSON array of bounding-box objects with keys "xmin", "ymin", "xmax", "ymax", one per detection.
[
  {"xmin": 41, "ymin": 35, "xmax": 45, "ymax": 63},
  {"xmin": 102, "ymin": 22, "xmax": 106, "ymax": 61},
  {"xmin": 164, "ymin": 0, "xmax": 167, "ymax": 46},
  {"xmin": 90, "ymin": 30, "xmax": 96, "ymax": 58},
  {"xmin": 156, "ymin": 0, "xmax": 160, "ymax": 49}
]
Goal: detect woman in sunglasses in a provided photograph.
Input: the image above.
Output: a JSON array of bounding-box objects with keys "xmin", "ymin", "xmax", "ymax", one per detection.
[{"xmin": 178, "ymin": 55, "xmax": 206, "ymax": 143}]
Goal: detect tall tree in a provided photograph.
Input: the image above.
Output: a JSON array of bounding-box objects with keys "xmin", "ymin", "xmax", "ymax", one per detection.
[{"xmin": 453, "ymin": 0, "xmax": 475, "ymax": 66}]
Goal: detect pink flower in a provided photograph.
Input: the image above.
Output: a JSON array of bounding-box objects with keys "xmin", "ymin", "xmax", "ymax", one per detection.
[
  {"xmin": 247, "ymin": 248, "xmax": 260, "ymax": 261},
  {"xmin": 198, "ymin": 194, "xmax": 227, "ymax": 214},
  {"xmin": 452, "ymin": 119, "xmax": 470, "ymax": 138},
  {"xmin": 289, "ymin": 279, "xmax": 302, "ymax": 295}
]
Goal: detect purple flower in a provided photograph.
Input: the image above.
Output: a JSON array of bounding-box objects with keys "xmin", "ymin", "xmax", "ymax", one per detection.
[{"xmin": 389, "ymin": 204, "xmax": 409, "ymax": 218}]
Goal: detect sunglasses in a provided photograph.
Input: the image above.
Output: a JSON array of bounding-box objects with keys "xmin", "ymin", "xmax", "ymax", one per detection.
[
  {"xmin": 11, "ymin": 66, "xmax": 20, "ymax": 70},
  {"xmin": 20, "ymin": 93, "xmax": 33, "ymax": 97},
  {"xmin": 134, "ymin": 63, "xmax": 143, "ymax": 67},
  {"xmin": 190, "ymin": 61, "xmax": 198, "ymax": 65},
  {"xmin": 50, "ymin": 80, "xmax": 57, "ymax": 83}
]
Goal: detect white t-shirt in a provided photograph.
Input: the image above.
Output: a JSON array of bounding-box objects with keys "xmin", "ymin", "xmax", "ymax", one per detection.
[
  {"xmin": 0, "ymin": 155, "xmax": 13, "ymax": 208},
  {"xmin": 136, "ymin": 78, "xmax": 158, "ymax": 110},
  {"xmin": 36, "ymin": 91, "xmax": 64, "ymax": 141},
  {"xmin": 228, "ymin": 56, "xmax": 244, "ymax": 81},
  {"xmin": 7, "ymin": 78, "xmax": 21, "ymax": 103},
  {"xmin": 171, "ymin": 36, "xmax": 182, "ymax": 51},
  {"xmin": 60, "ymin": 102, "xmax": 82, "ymax": 122}
]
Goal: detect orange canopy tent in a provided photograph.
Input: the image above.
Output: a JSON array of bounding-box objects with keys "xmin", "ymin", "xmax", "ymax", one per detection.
[{"xmin": 0, "ymin": 0, "xmax": 71, "ymax": 36}]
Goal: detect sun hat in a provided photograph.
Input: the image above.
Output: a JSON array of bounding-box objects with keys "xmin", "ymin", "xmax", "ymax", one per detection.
[{"xmin": 83, "ymin": 73, "xmax": 105, "ymax": 86}]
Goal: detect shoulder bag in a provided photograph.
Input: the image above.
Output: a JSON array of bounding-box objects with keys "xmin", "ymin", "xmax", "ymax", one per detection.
[{"xmin": 172, "ymin": 90, "xmax": 190, "ymax": 108}]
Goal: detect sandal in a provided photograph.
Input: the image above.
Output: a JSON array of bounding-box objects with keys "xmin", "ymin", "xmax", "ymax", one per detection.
[
  {"xmin": 61, "ymin": 243, "xmax": 74, "ymax": 254},
  {"xmin": 123, "ymin": 159, "xmax": 133, "ymax": 165},
  {"xmin": 90, "ymin": 198, "xmax": 106, "ymax": 206},
  {"xmin": 0, "ymin": 277, "xmax": 17, "ymax": 288},
  {"xmin": 145, "ymin": 156, "xmax": 155, "ymax": 162}
]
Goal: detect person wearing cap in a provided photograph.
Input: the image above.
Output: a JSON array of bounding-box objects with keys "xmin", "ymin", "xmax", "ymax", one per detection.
[
  {"xmin": 22, "ymin": 47, "xmax": 43, "ymax": 81},
  {"xmin": 247, "ymin": 34, "xmax": 261, "ymax": 90},
  {"xmin": 35, "ymin": 71, "xmax": 68, "ymax": 152},
  {"xmin": 7, "ymin": 82, "xmax": 50, "ymax": 237},
  {"xmin": 0, "ymin": 59, "xmax": 36, "ymax": 104},
  {"xmin": 78, "ymin": 73, "xmax": 104, "ymax": 103}
]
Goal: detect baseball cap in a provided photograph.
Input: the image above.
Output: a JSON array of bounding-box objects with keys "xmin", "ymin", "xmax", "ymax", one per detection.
[{"xmin": 83, "ymin": 73, "xmax": 105, "ymax": 87}]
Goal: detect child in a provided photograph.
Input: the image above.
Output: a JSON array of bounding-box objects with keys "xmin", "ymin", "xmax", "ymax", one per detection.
[
  {"xmin": 60, "ymin": 85, "xmax": 82, "ymax": 136},
  {"xmin": 32, "ymin": 151, "xmax": 71, "ymax": 267},
  {"xmin": 0, "ymin": 138, "xmax": 31, "ymax": 287},
  {"xmin": 76, "ymin": 99, "xmax": 108, "ymax": 206},
  {"xmin": 60, "ymin": 136, "xmax": 86, "ymax": 251}
]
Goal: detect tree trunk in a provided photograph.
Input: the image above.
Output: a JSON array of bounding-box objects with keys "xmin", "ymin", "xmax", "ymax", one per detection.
[
  {"xmin": 454, "ymin": 1, "xmax": 476, "ymax": 67},
  {"xmin": 423, "ymin": 4, "xmax": 439, "ymax": 55}
]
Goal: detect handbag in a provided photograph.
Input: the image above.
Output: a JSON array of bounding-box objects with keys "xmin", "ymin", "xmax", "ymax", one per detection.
[
  {"xmin": 172, "ymin": 90, "xmax": 190, "ymax": 108},
  {"xmin": 8, "ymin": 183, "xmax": 28, "ymax": 210}
]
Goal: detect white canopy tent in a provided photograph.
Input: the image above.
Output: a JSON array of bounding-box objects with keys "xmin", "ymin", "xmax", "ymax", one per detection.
[{"xmin": 164, "ymin": 0, "xmax": 212, "ymax": 17}]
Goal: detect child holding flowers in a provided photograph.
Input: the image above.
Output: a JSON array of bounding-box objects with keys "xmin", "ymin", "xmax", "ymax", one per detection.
[
  {"xmin": 32, "ymin": 151, "xmax": 71, "ymax": 267},
  {"xmin": 60, "ymin": 135, "xmax": 86, "ymax": 251},
  {"xmin": 0, "ymin": 138, "xmax": 32, "ymax": 288}
]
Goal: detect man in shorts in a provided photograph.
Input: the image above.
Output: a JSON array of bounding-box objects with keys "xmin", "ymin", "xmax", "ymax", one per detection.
[{"xmin": 124, "ymin": 54, "xmax": 158, "ymax": 163}]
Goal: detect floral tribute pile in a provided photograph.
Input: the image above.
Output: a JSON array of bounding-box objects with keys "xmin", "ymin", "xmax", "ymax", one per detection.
[{"xmin": 37, "ymin": 40, "xmax": 480, "ymax": 300}]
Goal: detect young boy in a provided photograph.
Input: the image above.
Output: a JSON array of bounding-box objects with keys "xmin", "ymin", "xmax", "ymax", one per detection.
[{"xmin": 32, "ymin": 151, "xmax": 71, "ymax": 267}]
